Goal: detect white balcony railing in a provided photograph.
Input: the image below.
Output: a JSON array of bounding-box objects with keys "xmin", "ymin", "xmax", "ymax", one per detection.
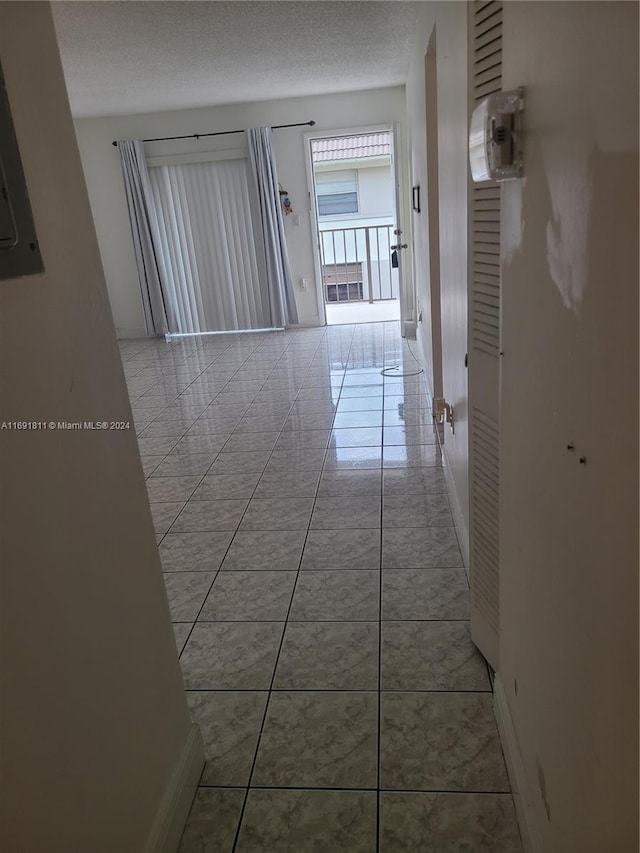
[{"xmin": 318, "ymin": 224, "xmax": 399, "ymax": 304}]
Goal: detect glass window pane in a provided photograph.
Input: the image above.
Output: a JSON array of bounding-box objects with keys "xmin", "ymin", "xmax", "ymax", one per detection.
[{"xmin": 318, "ymin": 192, "xmax": 358, "ymax": 216}]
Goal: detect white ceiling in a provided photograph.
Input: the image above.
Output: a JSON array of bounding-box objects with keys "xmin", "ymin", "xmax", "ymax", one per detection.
[{"xmin": 52, "ymin": 1, "xmax": 422, "ymax": 118}]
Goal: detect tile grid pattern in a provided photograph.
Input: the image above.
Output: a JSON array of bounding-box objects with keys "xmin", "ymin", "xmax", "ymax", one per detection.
[
  {"xmin": 121, "ymin": 322, "xmax": 522, "ymax": 853},
  {"xmin": 227, "ymin": 412, "xmax": 325, "ymax": 848}
]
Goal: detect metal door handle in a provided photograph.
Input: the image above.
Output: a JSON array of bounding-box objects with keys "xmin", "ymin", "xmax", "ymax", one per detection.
[{"xmin": 390, "ymin": 243, "xmax": 408, "ymax": 250}]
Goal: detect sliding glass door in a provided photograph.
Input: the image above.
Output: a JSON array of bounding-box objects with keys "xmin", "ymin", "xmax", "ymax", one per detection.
[{"xmin": 148, "ymin": 158, "xmax": 269, "ymax": 333}]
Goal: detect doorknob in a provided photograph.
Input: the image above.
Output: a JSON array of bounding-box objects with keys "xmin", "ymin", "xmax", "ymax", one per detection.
[{"xmin": 390, "ymin": 243, "xmax": 408, "ymax": 250}]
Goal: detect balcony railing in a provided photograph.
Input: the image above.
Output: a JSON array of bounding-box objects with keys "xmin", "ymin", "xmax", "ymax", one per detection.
[{"xmin": 318, "ymin": 224, "xmax": 399, "ymax": 304}]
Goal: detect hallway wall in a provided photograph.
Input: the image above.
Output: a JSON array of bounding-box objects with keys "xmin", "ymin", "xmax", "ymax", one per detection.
[
  {"xmin": 406, "ymin": 2, "xmax": 470, "ymax": 558},
  {"xmin": 0, "ymin": 4, "xmax": 194, "ymax": 851},
  {"xmin": 406, "ymin": 2, "xmax": 639, "ymax": 851},
  {"xmin": 73, "ymin": 88, "xmax": 410, "ymax": 338}
]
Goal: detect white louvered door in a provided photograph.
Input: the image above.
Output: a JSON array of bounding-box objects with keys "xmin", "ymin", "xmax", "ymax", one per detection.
[{"xmin": 468, "ymin": 0, "xmax": 503, "ymax": 670}]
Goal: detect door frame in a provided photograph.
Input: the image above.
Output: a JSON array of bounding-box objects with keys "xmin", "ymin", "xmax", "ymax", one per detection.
[
  {"xmin": 424, "ymin": 31, "xmax": 444, "ymax": 404},
  {"xmin": 303, "ymin": 122, "xmax": 410, "ymax": 327}
]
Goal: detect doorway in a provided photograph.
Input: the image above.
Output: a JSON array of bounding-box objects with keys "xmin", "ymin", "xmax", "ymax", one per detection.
[{"xmin": 306, "ymin": 127, "xmax": 404, "ymax": 325}]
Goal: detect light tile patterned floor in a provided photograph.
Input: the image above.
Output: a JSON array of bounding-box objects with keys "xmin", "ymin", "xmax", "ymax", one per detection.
[{"xmin": 120, "ymin": 322, "xmax": 522, "ymax": 853}]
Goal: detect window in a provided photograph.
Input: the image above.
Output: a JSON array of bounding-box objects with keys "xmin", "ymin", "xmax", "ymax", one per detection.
[
  {"xmin": 322, "ymin": 262, "xmax": 363, "ymax": 303},
  {"xmin": 325, "ymin": 281, "xmax": 364, "ymax": 302},
  {"xmin": 315, "ymin": 170, "xmax": 358, "ymax": 216}
]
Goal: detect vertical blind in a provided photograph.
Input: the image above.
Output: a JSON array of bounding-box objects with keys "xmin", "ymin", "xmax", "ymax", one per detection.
[{"xmin": 148, "ymin": 158, "xmax": 270, "ymax": 334}]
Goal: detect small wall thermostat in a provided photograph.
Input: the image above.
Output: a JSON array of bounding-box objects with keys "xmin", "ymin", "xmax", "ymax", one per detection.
[{"xmin": 469, "ymin": 87, "xmax": 524, "ymax": 183}]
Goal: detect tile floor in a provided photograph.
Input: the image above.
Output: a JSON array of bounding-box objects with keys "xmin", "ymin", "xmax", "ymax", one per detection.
[
  {"xmin": 120, "ymin": 322, "xmax": 522, "ymax": 853},
  {"xmin": 324, "ymin": 299, "xmax": 401, "ymax": 326}
]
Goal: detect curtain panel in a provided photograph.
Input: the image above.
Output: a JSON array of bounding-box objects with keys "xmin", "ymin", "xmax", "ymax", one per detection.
[
  {"xmin": 246, "ymin": 127, "xmax": 299, "ymax": 327},
  {"xmin": 119, "ymin": 130, "xmax": 299, "ymax": 336},
  {"xmin": 117, "ymin": 140, "xmax": 168, "ymax": 336}
]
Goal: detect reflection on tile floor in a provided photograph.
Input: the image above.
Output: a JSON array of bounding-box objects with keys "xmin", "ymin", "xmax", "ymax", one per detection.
[{"xmin": 120, "ymin": 321, "xmax": 522, "ymax": 852}]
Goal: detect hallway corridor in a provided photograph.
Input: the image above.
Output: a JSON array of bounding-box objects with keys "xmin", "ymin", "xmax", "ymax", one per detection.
[{"xmin": 121, "ymin": 322, "xmax": 521, "ymax": 852}]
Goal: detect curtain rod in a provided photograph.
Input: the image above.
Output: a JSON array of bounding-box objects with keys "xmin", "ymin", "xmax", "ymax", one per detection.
[{"xmin": 112, "ymin": 120, "xmax": 316, "ymax": 146}]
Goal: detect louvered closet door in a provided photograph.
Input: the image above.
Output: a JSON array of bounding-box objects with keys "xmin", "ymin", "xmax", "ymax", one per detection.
[{"xmin": 468, "ymin": 0, "xmax": 502, "ymax": 670}]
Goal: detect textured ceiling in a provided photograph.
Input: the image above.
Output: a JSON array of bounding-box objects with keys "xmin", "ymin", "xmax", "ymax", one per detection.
[{"xmin": 52, "ymin": 1, "xmax": 422, "ymax": 118}]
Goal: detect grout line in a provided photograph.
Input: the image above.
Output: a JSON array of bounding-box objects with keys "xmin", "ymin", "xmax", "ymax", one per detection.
[
  {"xmin": 377, "ymin": 321, "xmax": 391, "ymax": 851},
  {"xmin": 173, "ymin": 338, "xmax": 330, "ymax": 658},
  {"xmin": 173, "ymin": 616, "xmax": 472, "ymax": 622},
  {"xmin": 127, "ymin": 323, "xmax": 486, "ymax": 847},
  {"xmin": 229, "ymin": 324, "xmax": 349, "ymax": 853},
  {"xmin": 195, "ymin": 783, "xmax": 513, "ymax": 794},
  {"xmin": 155, "ymin": 333, "xmax": 310, "ymax": 658},
  {"xmin": 182, "ymin": 687, "xmax": 494, "ymax": 694}
]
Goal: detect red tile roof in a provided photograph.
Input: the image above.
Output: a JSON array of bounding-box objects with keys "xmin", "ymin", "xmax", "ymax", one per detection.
[{"xmin": 311, "ymin": 132, "xmax": 391, "ymax": 162}]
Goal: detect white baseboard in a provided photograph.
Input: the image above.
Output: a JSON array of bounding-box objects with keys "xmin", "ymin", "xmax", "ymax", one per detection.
[
  {"xmin": 441, "ymin": 455, "xmax": 469, "ymax": 569},
  {"xmin": 285, "ymin": 321, "xmax": 324, "ymax": 329},
  {"xmin": 116, "ymin": 326, "xmax": 148, "ymax": 339},
  {"xmin": 145, "ymin": 723, "xmax": 205, "ymax": 853},
  {"xmin": 493, "ymin": 675, "xmax": 544, "ymax": 853},
  {"xmin": 413, "ymin": 341, "xmax": 470, "ymax": 567}
]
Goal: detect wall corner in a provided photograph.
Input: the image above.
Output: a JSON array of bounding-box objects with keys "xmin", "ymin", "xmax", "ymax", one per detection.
[{"xmin": 145, "ymin": 723, "xmax": 204, "ymax": 853}]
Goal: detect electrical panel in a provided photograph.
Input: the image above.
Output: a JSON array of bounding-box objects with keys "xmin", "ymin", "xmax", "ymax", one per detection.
[{"xmin": 0, "ymin": 60, "xmax": 44, "ymax": 280}]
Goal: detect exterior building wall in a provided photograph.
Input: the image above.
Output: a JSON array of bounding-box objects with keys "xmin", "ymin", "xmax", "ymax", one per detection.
[{"xmin": 315, "ymin": 162, "xmax": 397, "ymax": 301}]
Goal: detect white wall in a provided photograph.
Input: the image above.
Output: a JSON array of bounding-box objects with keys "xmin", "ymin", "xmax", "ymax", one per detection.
[
  {"xmin": 499, "ymin": 3, "xmax": 638, "ymax": 851},
  {"xmin": 317, "ymin": 164, "xmax": 394, "ymax": 229},
  {"xmin": 357, "ymin": 164, "xmax": 395, "ymax": 220},
  {"xmin": 406, "ymin": 26, "xmax": 435, "ymax": 393},
  {"xmin": 406, "ymin": 2, "xmax": 470, "ymax": 553},
  {"xmin": 0, "ymin": 5, "xmax": 195, "ymax": 851},
  {"xmin": 74, "ymin": 88, "xmax": 410, "ymax": 337},
  {"xmin": 406, "ymin": 1, "xmax": 638, "ymax": 850}
]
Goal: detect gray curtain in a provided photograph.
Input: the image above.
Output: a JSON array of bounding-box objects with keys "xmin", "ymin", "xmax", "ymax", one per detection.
[
  {"xmin": 246, "ymin": 127, "xmax": 299, "ymax": 326},
  {"xmin": 118, "ymin": 140, "xmax": 169, "ymax": 336}
]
